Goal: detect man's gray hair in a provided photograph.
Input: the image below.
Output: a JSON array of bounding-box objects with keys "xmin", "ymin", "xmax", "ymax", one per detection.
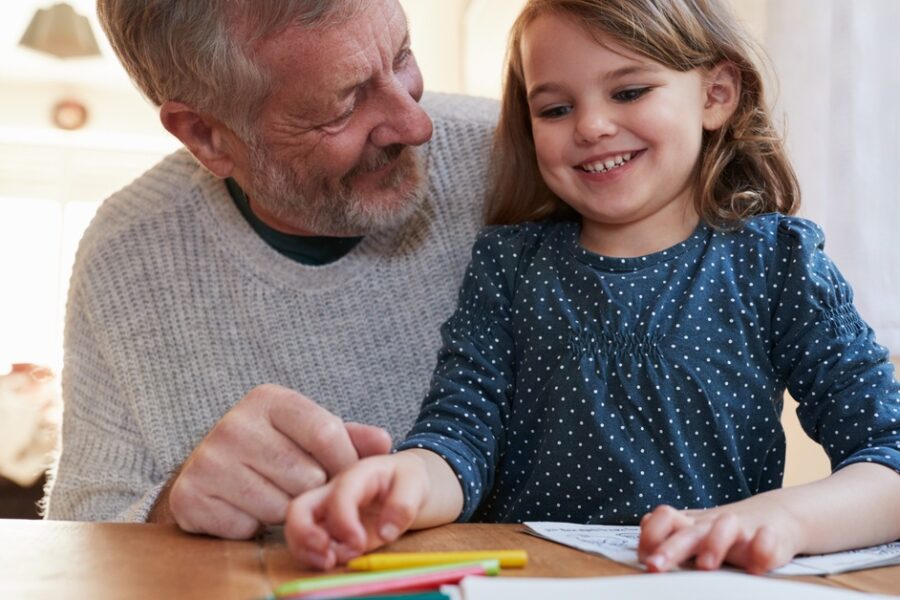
[{"xmin": 97, "ymin": 0, "xmax": 362, "ymax": 138}]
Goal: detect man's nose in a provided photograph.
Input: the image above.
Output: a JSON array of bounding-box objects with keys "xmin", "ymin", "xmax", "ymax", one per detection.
[{"xmin": 370, "ymin": 83, "xmax": 433, "ymax": 148}]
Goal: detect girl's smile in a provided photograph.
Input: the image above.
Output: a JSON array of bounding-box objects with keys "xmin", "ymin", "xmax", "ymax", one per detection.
[
  {"xmin": 575, "ymin": 149, "xmax": 644, "ymax": 181},
  {"xmin": 521, "ymin": 14, "xmax": 733, "ymax": 258}
]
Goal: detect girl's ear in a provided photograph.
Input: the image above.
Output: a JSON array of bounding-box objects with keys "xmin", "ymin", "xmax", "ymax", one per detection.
[
  {"xmin": 159, "ymin": 101, "xmax": 240, "ymax": 178},
  {"xmin": 702, "ymin": 62, "xmax": 741, "ymax": 131}
]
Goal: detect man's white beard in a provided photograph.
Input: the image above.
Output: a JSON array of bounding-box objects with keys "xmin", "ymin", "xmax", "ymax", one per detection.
[{"xmin": 247, "ymin": 140, "xmax": 426, "ymax": 236}]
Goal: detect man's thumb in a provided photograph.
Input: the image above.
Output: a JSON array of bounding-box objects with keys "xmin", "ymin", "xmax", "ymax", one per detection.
[{"xmin": 345, "ymin": 422, "xmax": 393, "ymax": 458}]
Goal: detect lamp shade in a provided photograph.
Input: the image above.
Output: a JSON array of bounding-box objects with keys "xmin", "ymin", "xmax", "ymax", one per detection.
[{"xmin": 18, "ymin": 3, "xmax": 101, "ymax": 59}]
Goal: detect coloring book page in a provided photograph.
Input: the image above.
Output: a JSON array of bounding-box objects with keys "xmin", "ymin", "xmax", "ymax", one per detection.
[{"xmin": 523, "ymin": 521, "xmax": 900, "ymax": 576}]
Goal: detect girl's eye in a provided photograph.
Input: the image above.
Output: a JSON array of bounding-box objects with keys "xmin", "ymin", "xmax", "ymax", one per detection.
[
  {"xmin": 613, "ymin": 87, "xmax": 651, "ymax": 102},
  {"xmin": 537, "ymin": 105, "xmax": 572, "ymax": 119}
]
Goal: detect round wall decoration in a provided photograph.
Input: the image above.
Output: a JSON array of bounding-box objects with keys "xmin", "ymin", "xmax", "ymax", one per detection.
[{"xmin": 51, "ymin": 99, "xmax": 89, "ymax": 130}]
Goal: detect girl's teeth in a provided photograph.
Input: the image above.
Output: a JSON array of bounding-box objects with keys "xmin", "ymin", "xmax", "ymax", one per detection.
[{"xmin": 581, "ymin": 151, "xmax": 634, "ymax": 173}]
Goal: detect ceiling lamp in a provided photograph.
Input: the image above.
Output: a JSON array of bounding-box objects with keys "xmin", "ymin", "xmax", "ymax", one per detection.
[{"xmin": 18, "ymin": 3, "xmax": 101, "ymax": 59}]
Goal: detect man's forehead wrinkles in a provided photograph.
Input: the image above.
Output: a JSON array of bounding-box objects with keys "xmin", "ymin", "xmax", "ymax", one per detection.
[
  {"xmin": 257, "ymin": 0, "xmax": 410, "ymax": 127},
  {"xmin": 317, "ymin": 9, "xmax": 408, "ymax": 100},
  {"xmin": 332, "ymin": 41, "xmax": 377, "ymax": 94}
]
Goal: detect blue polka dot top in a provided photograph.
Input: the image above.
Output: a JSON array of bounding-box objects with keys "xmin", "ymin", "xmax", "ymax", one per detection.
[{"xmin": 397, "ymin": 214, "xmax": 900, "ymax": 524}]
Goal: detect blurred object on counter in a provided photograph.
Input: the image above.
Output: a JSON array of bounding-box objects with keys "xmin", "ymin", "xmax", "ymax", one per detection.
[{"xmin": 0, "ymin": 363, "xmax": 61, "ymax": 487}]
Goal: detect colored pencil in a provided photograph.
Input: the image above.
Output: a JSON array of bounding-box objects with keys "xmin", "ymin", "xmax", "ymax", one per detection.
[
  {"xmin": 325, "ymin": 593, "xmax": 449, "ymax": 600},
  {"xmin": 348, "ymin": 550, "xmax": 527, "ymax": 571},
  {"xmin": 275, "ymin": 559, "xmax": 499, "ymax": 598}
]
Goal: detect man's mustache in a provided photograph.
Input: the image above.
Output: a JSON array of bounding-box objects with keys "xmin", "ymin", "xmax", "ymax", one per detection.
[{"xmin": 346, "ymin": 144, "xmax": 407, "ymax": 179}]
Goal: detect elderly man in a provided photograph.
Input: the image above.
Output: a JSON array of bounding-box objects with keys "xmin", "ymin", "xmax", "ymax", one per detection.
[{"xmin": 44, "ymin": 0, "xmax": 496, "ymax": 539}]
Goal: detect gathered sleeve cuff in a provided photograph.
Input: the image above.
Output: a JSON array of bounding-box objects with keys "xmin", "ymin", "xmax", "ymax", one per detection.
[{"xmin": 768, "ymin": 217, "xmax": 900, "ymax": 475}]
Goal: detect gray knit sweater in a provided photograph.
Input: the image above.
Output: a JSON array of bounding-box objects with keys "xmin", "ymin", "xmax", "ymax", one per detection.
[{"xmin": 45, "ymin": 92, "xmax": 498, "ymax": 522}]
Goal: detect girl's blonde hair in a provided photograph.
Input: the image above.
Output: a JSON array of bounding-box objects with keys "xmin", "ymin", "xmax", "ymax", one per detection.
[{"xmin": 488, "ymin": 0, "xmax": 800, "ymax": 229}]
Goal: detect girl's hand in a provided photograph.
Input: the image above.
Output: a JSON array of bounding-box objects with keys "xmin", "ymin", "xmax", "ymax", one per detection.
[
  {"xmin": 284, "ymin": 451, "xmax": 430, "ymax": 570},
  {"xmin": 637, "ymin": 503, "xmax": 805, "ymax": 574}
]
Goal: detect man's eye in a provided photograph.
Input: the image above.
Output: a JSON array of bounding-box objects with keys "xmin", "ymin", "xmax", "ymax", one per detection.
[
  {"xmin": 613, "ymin": 87, "xmax": 651, "ymax": 102},
  {"xmin": 537, "ymin": 105, "xmax": 572, "ymax": 119},
  {"xmin": 335, "ymin": 106, "xmax": 355, "ymax": 122},
  {"xmin": 317, "ymin": 105, "xmax": 356, "ymax": 133},
  {"xmin": 395, "ymin": 47, "xmax": 412, "ymax": 69},
  {"xmin": 330, "ymin": 105, "xmax": 356, "ymax": 125}
]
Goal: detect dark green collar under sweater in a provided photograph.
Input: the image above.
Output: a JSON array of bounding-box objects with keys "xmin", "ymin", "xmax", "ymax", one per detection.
[{"xmin": 226, "ymin": 178, "xmax": 361, "ymax": 265}]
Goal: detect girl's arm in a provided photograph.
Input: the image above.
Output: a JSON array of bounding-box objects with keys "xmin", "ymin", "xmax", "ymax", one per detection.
[
  {"xmin": 638, "ymin": 461, "xmax": 900, "ymax": 573},
  {"xmin": 640, "ymin": 218, "xmax": 900, "ymax": 573},
  {"xmin": 284, "ymin": 449, "xmax": 463, "ymax": 570}
]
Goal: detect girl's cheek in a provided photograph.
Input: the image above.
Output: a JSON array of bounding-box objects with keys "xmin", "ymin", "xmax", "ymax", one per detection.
[{"xmin": 531, "ymin": 130, "xmax": 558, "ymax": 162}]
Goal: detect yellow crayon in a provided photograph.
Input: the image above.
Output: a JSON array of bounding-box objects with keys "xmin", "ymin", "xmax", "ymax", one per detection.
[{"xmin": 347, "ymin": 550, "xmax": 528, "ymax": 571}]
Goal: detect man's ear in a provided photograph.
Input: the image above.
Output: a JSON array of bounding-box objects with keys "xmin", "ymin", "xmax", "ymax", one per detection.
[
  {"xmin": 159, "ymin": 101, "xmax": 240, "ymax": 178},
  {"xmin": 702, "ymin": 62, "xmax": 741, "ymax": 132}
]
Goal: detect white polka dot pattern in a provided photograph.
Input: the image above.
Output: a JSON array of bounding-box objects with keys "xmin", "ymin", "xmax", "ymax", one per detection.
[{"xmin": 398, "ymin": 214, "xmax": 900, "ymax": 524}]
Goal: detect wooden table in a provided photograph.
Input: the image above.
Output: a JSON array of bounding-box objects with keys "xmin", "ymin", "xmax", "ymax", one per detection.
[{"xmin": 1, "ymin": 520, "xmax": 897, "ymax": 599}]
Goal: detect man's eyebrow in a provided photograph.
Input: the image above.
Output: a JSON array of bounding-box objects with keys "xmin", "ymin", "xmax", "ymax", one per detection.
[{"xmin": 526, "ymin": 64, "xmax": 663, "ymax": 102}]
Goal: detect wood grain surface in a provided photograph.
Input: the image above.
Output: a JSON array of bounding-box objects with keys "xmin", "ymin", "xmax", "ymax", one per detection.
[{"xmin": 1, "ymin": 520, "xmax": 896, "ymax": 599}]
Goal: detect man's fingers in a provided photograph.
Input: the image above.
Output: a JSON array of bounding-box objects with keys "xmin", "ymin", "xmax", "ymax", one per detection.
[
  {"xmin": 346, "ymin": 422, "xmax": 393, "ymax": 458},
  {"xmin": 167, "ymin": 385, "xmax": 360, "ymax": 539},
  {"xmin": 248, "ymin": 386, "xmax": 393, "ymax": 480},
  {"xmin": 244, "ymin": 429, "xmax": 328, "ymax": 497},
  {"xmin": 174, "ymin": 460, "xmax": 291, "ymax": 526},
  {"xmin": 225, "ymin": 466, "xmax": 294, "ymax": 525},
  {"xmin": 265, "ymin": 387, "xmax": 360, "ymax": 477},
  {"xmin": 174, "ymin": 493, "xmax": 261, "ymax": 540}
]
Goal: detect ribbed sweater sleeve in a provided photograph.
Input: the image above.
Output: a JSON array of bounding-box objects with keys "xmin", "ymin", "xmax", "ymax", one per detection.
[{"xmin": 47, "ymin": 267, "xmax": 166, "ymax": 520}]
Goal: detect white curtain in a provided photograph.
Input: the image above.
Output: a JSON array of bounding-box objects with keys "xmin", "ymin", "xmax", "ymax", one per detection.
[{"xmin": 766, "ymin": 0, "xmax": 900, "ymax": 354}]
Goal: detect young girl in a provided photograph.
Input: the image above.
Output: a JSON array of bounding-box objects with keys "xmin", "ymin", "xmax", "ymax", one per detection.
[{"xmin": 286, "ymin": 0, "xmax": 900, "ymax": 574}]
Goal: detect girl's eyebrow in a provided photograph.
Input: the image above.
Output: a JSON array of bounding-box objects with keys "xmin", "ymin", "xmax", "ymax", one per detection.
[
  {"xmin": 603, "ymin": 64, "xmax": 664, "ymax": 81},
  {"xmin": 527, "ymin": 82, "xmax": 566, "ymax": 103},
  {"xmin": 526, "ymin": 64, "xmax": 663, "ymax": 102}
]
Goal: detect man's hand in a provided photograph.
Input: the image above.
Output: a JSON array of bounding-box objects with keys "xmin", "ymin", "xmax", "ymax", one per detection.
[{"xmin": 148, "ymin": 384, "xmax": 392, "ymax": 539}]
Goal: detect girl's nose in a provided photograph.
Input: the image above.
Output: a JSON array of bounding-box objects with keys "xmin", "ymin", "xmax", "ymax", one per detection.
[{"xmin": 574, "ymin": 111, "xmax": 617, "ymax": 145}]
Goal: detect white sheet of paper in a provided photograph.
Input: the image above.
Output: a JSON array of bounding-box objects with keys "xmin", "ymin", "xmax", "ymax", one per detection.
[
  {"xmin": 523, "ymin": 521, "xmax": 900, "ymax": 576},
  {"xmin": 525, "ymin": 522, "xmax": 644, "ymax": 568},
  {"xmin": 454, "ymin": 571, "xmax": 895, "ymax": 600}
]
